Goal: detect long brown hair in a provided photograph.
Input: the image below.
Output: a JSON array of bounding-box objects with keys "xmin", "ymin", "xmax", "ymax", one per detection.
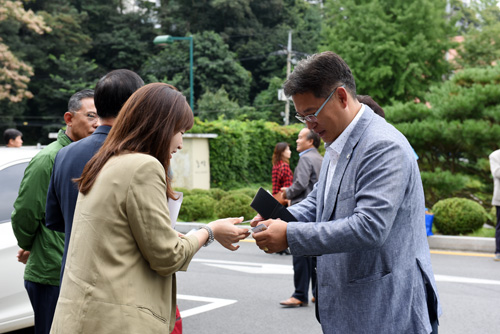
[
  {"xmin": 272, "ymin": 142, "xmax": 290, "ymax": 166},
  {"xmin": 76, "ymin": 83, "xmax": 193, "ymax": 199}
]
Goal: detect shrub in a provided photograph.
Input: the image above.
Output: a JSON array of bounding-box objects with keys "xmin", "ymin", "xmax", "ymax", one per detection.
[
  {"xmin": 174, "ymin": 187, "xmax": 191, "ymax": 197},
  {"xmin": 231, "ymin": 187, "xmax": 257, "ymax": 199},
  {"xmin": 178, "ymin": 195, "xmax": 216, "ymax": 222},
  {"xmin": 432, "ymin": 197, "xmax": 487, "ymax": 235},
  {"xmin": 190, "ymin": 188, "xmax": 210, "ymax": 196},
  {"xmin": 208, "ymin": 188, "xmax": 227, "ymax": 201},
  {"xmin": 215, "ymin": 193, "xmax": 255, "ymax": 220}
]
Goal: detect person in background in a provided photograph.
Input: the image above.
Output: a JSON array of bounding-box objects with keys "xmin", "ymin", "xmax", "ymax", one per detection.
[
  {"xmin": 271, "ymin": 142, "xmax": 293, "ymax": 206},
  {"xmin": 50, "ymin": 83, "xmax": 249, "ymax": 334},
  {"xmin": 488, "ymin": 149, "xmax": 500, "ymax": 261},
  {"xmin": 11, "ymin": 89, "xmax": 97, "ymax": 334},
  {"xmin": 279, "ymin": 128, "xmax": 323, "ymax": 308},
  {"xmin": 4, "ymin": 128, "xmax": 23, "ymax": 147},
  {"xmin": 252, "ymin": 51, "xmax": 441, "ymax": 333}
]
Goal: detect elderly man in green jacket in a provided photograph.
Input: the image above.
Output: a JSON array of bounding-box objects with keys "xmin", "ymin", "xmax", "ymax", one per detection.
[{"xmin": 11, "ymin": 89, "xmax": 98, "ymax": 334}]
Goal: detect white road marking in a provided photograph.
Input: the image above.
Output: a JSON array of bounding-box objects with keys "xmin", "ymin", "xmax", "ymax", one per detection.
[
  {"xmin": 193, "ymin": 258, "xmax": 500, "ymax": 285},
  {"xmin": 434, "ymin": 274, "xmax": 500, "ymax": 285},
  {"xmin": 177, "ymin": 294, "xmax": 237, "ymax": 318}
]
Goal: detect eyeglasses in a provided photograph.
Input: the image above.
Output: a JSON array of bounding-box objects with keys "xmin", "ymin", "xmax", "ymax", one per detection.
[
  {"xmin": 295, "ymin": 85, "xmax": 344, "ymax": 123},
  {"xmin": 75, "ymin": 112, "xmax": 98, "ymax": 123}
]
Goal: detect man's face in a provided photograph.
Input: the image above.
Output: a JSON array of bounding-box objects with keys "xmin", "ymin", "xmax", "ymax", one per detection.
[
  {"xmin": 8, "ymin": 136, "xmax": 23, "ymax": 147},
  {"xmin": 292, "ymin": 89, "xmax": 349, "ymax": 143},
  {"xmin": 69, "ymin": 97, "xmax": 98, "ymax": 141},
  {"xmin": 296, "ymin": 128, "xmax": 313, "ymax": 153}
]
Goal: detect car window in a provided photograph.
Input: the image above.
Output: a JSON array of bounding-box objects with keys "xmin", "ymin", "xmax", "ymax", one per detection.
[{"xmin": 0, "ymin": 162, "xmax": 28, "ymax": 223}]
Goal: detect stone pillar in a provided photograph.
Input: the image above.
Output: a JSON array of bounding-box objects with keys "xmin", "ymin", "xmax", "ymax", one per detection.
[{"xmin": 170, "ymin": 133, "xmax": 217, "ymax": 190}]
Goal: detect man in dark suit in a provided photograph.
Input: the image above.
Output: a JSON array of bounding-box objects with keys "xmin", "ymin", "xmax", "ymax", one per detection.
[
  {"xmin": 252, "ymin": 51, "xmax": 440, "ymax": 333},
  {"xmin": 279, "ymin": 127, "xmax": 323, "ymax": 307},
  {"xmin": 45, "ymin": 69, "xmax": 144, "ymax": 278}
]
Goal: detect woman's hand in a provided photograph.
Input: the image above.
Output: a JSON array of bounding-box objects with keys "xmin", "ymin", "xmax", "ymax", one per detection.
[{"xmin": 208, "ymin": 217, "xmax": 250, "ymax": 251}]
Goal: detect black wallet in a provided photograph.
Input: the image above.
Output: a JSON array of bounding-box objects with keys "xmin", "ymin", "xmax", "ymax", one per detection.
[{"xmin": 250, "ymin": 187, "xmax": 297, "ymax": 222}]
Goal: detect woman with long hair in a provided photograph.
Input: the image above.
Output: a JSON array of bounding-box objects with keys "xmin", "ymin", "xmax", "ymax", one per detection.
[
  {"xmin": 50, "ymin": 83, "xmax": 249, "ymax": 333},
  {"xmin": 271, "ymin": 142, "xmax": 293, "ymax": 205}
]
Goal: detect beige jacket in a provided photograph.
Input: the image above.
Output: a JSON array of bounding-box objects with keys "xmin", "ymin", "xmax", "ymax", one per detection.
[
  {"xmin": 490, "ymin": 150, "xmax": 500, "ymax": 206},
  {"xmin": 51, "ymin": 153, "xmax": 199, "ymax": 333}
]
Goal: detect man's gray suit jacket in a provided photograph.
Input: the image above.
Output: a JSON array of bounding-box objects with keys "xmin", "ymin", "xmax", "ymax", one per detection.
[
  {"xmin": 287, "ymin": 107, "xmax": 441, "ymax": 333},
  {"xmin": 286, "ymin": 147, "xmax": 323, "ymax": 205}
]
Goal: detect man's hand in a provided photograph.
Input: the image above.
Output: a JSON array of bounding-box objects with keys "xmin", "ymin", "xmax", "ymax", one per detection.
[
  {"xmin": 17, "ymin": 249, "xmax": 30, "ymax": 264},
  {"xmin": 250, "ymin": 214, "xmax": 264, "ymax": 227},
  {"xmin": 280, "ymin": 187, "xmax": 288, "ymax": 199},
  {"xmin": 253, "ymin": 219, "xmax": 288, "ymax": 253}
]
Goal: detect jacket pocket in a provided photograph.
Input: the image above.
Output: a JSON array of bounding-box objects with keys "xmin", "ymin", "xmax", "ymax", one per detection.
[
  {"xmin": 137, "ymin": 306, "xmax": 168, "ymax": 324},
  {"xmin": 348, "ymin": 270, "xmax": 391, "ymax": 285}
]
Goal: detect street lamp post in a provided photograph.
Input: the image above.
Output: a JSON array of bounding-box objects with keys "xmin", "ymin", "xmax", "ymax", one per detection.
[{"xmin": 153, "ymin": 35, "xmax": 194, "ymax": 110}]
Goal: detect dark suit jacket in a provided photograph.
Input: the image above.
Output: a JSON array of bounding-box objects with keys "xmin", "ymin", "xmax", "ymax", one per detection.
[
  {"xmin": 285, "ymin": 147, "xmax": 323, "ymax": 205},
  {"xmin": 45, "ymin": 125, "xmax": 111, "ymax": 275}
]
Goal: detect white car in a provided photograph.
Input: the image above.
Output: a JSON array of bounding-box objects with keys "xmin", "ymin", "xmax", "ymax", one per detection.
[{"xmin": 0, "ymin": 146, "xmax": 42, "ymax": 332}]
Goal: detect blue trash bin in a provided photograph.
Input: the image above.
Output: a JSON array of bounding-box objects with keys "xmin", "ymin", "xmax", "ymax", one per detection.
[{"xmin": 425, "ymin": 208, "xmax": 434, "ymax": 236}]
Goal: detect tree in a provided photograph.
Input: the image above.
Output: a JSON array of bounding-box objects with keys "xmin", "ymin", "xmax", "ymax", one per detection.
[
  {"xmin": 157, "ymin": 0, "xmax": 322, "ymax": 101},
  {"xmin": 452, "ymin": 0, "xmax": 500, "ymax": 68},
  {"xmin": 385, "ymin": 65, "xmax": 500, "ymax": 206},
  {"xmin": 141, "ymin": 31, "xmax": 252, "ymax": 109},
  {"xmin": 321, "ymin": 0, "xmax": 454, "ymax": 105},
  {"xmin": 0, "ymin": 0, "xmax": 50, "ymax": 103},
  {"xmin": 76, "ymin": 0, "xmax": 157, "ymax": 72}
]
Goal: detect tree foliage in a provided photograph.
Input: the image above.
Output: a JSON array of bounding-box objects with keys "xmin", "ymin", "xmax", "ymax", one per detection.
[
  {"xmin": 321, "ymin": 0, "xmax": 454, "ymax": 105},
  {"xmin": 0, "ymin": 0, "xmax": 51, "ymax": 103},
  {"xmin": 141, "ymin": 31, "xmax": 252, "ymax": 109},
  {"xmin": 452, "ymin": 0, "xmax": 500, "ymax": 68},
  {"xmin": 386, "ymin": 65, "xmax": 500, "ymax": 206}
]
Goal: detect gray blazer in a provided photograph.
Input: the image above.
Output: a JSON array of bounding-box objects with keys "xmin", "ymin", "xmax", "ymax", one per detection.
[
  {"xmin": 286, "ymin": 147, "xmax": 323, "ymax": 205},
  {"xmin": 287, "ymin": 107, "xmax": 441, "ymax": 333}
]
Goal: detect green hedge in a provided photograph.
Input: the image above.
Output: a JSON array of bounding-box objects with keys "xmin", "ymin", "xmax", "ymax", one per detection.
[
  {"xmin": 176, "ymin": 187, "xmax": 257, "ymax": 222},
  {"xmin": 190, "ymin": 118, "xmax": 303, "ymax": 189}
]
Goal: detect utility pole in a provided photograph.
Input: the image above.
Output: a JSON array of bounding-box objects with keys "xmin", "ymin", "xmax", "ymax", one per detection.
[{"xmin": 284, "ymin": 30, "xmax": 292, "ymax": 126}]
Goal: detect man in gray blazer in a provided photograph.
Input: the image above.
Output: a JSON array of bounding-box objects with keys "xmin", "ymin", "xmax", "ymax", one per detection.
[
  {"xmin": 253, "ymin": 51, "xmax": 441, "ymax": 333},
  {"xmin": 280, "ymin": 127, "xmax": 323, "ymax": 307}
]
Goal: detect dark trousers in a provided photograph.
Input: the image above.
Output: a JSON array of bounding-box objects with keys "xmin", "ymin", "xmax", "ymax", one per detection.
[
  {"xmin": 24, "ymin": 280, "xmax": 60, "ymax": 334},
  {"xmin": 496, "ymin": 207, "xmax": 500, "ymax": 254},
  {"xmin": 291, "ymin": 256, "xmax": 316, "ymax": 303}
]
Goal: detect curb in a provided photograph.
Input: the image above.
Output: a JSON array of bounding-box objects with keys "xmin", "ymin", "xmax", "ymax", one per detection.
[
  {"xmin": 427, "ymin": 235, "xmax": 495, "ymax": 253},
  {"xmin": 176, "ymin": 223, "xmax": 496, "ymax": 254}
]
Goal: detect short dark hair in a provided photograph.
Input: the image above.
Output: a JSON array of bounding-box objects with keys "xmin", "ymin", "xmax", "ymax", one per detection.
[
  {"xmin": 94, "ymin": 69, "xmax": 144, "ymax": 119},
  {"xmin": 68, "ymin": 90, "xmax": 95, "ymax": 113},
  {"xmin": 283, "ymin": 51, "xmax": 357, "ymax": 99},
  {"xmin": 358, "ymin": 95, "xmax": 385, "ymax": 118},
  {"xmin": 77, "ymin": 83, "xmax": 193, "ymax": 199},
  {"xmin": 3, "ymin": 128, "xmax": 22, "ymax": 145},
  {"xmin": 305, "ymin": 128, "xmax": 321, "ymax": 148}
]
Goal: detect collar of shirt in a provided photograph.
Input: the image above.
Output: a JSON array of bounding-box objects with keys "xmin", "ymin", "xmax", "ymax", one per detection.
[
  {"xmin": 323, "ymin": 104, "xmax": 365, "ymax": 203},
  {"xmin": 299, "ymin": 147, "xmax": 314, "ymax": 157},
  {"xmin": 324, "ymin": 103, "xmax": 366, "ymax": 163}
]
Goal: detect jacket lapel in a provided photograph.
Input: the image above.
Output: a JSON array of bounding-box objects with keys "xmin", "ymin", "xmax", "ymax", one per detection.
[{"xmin": 321, "ymin": 108, "xmax": 375, "ymax": 222}]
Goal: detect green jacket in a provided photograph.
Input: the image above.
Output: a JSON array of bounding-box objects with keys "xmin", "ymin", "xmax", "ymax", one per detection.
[{"xmin": 12, "ymin": 129, "xmax": 72, "ymax": 286}]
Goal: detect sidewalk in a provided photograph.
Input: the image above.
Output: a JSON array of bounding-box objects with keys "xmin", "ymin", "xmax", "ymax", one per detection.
[{"xmin": 175, "ymin": 222, "xmax": 496, "ymax": 254}]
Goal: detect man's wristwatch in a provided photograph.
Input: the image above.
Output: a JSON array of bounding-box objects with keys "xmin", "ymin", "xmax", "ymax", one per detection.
[{"xmin": 200, "ymin": 225, "xmax": 214, "ymax": 247}]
